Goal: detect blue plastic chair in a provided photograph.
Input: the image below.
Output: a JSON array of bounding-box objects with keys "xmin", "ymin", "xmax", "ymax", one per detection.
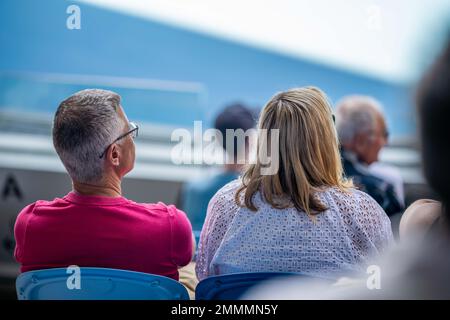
[
  {"xmin": 195, "ymin": 272, "xmax": 296, "ymax": 300},
  {"xmin": 195, "ymin": 272, "xmax": 329, "ymax": 300},
  {"xmin": 16, "ymin": 267, "xmax": 190, "ymax": 300}
]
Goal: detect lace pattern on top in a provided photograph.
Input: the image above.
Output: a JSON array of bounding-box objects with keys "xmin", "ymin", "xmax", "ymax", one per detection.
[{"xmin": 195, "ymin": 179, "xmax": 394, "ymax": 280}]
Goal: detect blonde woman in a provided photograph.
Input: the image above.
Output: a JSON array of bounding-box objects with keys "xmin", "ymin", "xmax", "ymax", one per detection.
[{"xmin": 196, "ymin": 87, "xmax": 394, "ymax": 281}]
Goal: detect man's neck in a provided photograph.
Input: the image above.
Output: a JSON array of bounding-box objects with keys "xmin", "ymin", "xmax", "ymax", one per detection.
[{"xmin": 72, "ymin": 178, "xmax": 122, "ymax": 198}]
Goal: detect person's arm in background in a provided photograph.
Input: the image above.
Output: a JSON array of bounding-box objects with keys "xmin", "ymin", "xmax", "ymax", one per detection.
[{"xmin": 399, "ymin": 199, "xmax": 441, "ymax": 240}]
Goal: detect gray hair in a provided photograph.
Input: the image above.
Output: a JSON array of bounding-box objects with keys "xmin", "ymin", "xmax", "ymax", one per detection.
[
  {"xmin": 53, "ymin": 89, "xmax": 124, "ymax": 183},
  {"xmin": 335, "ymin": 95, "xmax": 383, "ymax": 145}
]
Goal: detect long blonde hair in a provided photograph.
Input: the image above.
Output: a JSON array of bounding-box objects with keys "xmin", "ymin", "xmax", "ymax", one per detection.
[{"xmin": 235, "ymin": 87, "xmax": 352, "ymax": 216}]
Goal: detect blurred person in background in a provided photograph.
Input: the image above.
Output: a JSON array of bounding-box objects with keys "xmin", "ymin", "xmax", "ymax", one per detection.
[
  {"xmin": 179, "ymin": 103, "xmax": 256, "ymax": 232},
  {"xmin": 14, "ymin": 89, "xmax": 193, "ymax": 283},
  {"xmin": 399, "ymin": 38, "xmax": 450, "ymax": 243},
  {"xmin": 196, "ymin": 87, "xmax": 393, "ymax": 281},
  {"xmin": 335, "ymin": 96, "xmax": 404, "ymax": 218}
]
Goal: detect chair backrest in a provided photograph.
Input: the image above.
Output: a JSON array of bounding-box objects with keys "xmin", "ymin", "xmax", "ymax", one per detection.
[
  {"xmin": 196, "ymin": 272, "xmax": 311, "ymax": 300},
  {"xmin": 16, "ymin": 267, "xmax": 190, "ymax": 300}
]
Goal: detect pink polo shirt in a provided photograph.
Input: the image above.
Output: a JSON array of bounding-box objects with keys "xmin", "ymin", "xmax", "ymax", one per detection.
[{"xmin": 14, "ymin": 192, "xmax": 193, "ymax": 280}]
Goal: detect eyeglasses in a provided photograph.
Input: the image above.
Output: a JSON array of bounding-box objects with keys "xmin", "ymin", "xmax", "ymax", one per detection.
[{"xmin": 99, "ymin": 122, "xmax": 139, "ymax": 158}]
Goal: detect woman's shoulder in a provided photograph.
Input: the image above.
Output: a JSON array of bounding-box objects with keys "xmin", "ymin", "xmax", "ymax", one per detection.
[
  {"xmin": 322, "ymin": 187, "xmax": 391, "ymax": 232},
  {"xmin": 322, "ymin": 186, "xmax": 382, "ymax": 211},
  {"xmin": 215, "ymin": 178, "xmax": 242, "ymax": 195},
  {"xmin": 209, "ymin": 178, "xmax": 242, "ymax": 205}
]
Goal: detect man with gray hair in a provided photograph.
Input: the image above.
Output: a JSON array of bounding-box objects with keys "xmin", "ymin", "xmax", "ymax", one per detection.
[
  {"xmin": 336, "ymin": 95, "xmax": 403, "ymax": 217},
  {"xmin": 14, "ymin": 89, "xmax": 193, "ymax": 281}
]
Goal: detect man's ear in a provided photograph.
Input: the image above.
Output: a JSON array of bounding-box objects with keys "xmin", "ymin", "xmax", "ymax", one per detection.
[{"xmin": 108, "ymin": 144, "xmax": 121, "ymax": 166}]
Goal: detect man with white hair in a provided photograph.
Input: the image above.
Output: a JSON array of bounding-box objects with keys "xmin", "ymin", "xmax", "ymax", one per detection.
[
  {"xmin": 14, "ymin": 89, "xmax": 193, "ymax": 280},
  {"xmin": 336, "ymin": 95, "xmax": 403, "ymax": 217}
]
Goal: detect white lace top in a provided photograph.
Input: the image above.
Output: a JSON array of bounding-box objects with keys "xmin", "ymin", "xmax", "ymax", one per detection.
[{"xmin": 196, "ymin": 179, "xmax": 394, "ymax": 280}]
